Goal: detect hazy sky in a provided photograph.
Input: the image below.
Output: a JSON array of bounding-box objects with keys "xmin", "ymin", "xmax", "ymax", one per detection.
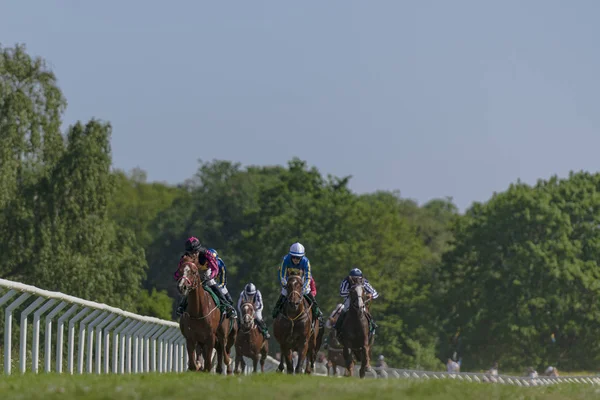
[{"xmin": 1, "ymin": 1, "xmax": 599, "ymax": 211}]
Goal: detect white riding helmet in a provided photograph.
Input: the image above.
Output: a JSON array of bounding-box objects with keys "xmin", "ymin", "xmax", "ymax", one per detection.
[
  {"xmin": 289, "ymin": 242, "xmax": 305, "ymax": 257},
  {"xmin": 244, "ymin": 283, "xmax": 257, "ymax": 296}
]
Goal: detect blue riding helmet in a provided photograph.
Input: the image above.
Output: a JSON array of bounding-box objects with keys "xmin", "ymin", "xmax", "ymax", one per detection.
[{"xmin": 349, "ymin": 268, "xmax": 362, "ymax": 277}]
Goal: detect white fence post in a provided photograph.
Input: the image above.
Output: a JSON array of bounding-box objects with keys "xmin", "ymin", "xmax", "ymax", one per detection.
[
  {"xmin": 102, "ymin": 315, "xmax": 123, "ymax": 374},
  {"xmin": 151, "ymin": 325, "xmax": 168, "ymax": 372},
  {"xmin": 56, "ymin": 304, "xmax": 79, "ymax": 373},
  {"xmin": 86, "ymin": 310, "xmax": 110, "ymax": 373},
  {"xmin": 42, "ymin": 300, "xmax": 67, "ymax": 373},
  {"xmin": 4, "ymin": 292, "xmax": 32, "ymax": 375},
  {"xmin": 94, "ymin": 313, "xmax": 117, "ymax": 374},
  {"xmin": 19, "ymin": 296, "xmax": 46, "ymax": 373},
  {"xmin": 32, "ymin": 298, "xmax": 57, "ymax": 373}
]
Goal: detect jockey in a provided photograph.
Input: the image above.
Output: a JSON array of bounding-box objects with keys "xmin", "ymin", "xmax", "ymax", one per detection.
[
  {"xmin": 237, "ymin": 283, "xmax": 271, "ymax": 339},
  {"xmin": 174, "ymin": 237, "xmax": 237, "ymax": 319},
  {"xmin": 271, "ymin": 242, "xmax": 323, "ymax": 325},
  {"xmin": 333, "ymin": 268, "xmax": 379, "ymax": 336},
  {"xmin": 208, "ymin": 247, "xmax": 237, "ymax": 314}
]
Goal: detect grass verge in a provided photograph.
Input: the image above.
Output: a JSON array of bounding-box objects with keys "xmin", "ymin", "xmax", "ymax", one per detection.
[{"xmin": 0, "ymin": 372, "xmax": 598, "ymax": 400}]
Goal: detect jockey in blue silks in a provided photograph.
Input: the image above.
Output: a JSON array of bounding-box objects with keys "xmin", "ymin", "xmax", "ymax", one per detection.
[
  {"xmin": 271, "ymin": 242, "xmax": 323, "ymax": 326},
  {"xmin": 208, "ymin": 248, "xmax": 237, "ymax": 315}
]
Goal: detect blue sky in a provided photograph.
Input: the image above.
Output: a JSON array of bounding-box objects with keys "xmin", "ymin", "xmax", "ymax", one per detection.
[{"xmin": 1, "ymin": 1, "xmax": 599, "ymax": 211}]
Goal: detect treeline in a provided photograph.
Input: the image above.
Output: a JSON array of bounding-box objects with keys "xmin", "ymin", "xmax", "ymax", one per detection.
[{"xmin": 2, "ymin": 44, "xmax": 600, "ymax": 373}]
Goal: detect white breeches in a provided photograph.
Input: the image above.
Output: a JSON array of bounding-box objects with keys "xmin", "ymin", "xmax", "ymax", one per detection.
[
  {"xmin": 201, "ymin": 269, "xmax": 214, "ymax": 285},
  {"xmin": 220, "ymin": 286, "xmax": 229, "ymax": 295},
  {"xmin": 254, "ymin": 309, "xmax": 263, "ymax": 321}
]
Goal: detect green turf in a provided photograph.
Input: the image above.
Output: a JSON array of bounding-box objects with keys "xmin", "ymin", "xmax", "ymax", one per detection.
[{"xmin": 0, "ymin": 373, "xmax": 597, "ymax": 400}]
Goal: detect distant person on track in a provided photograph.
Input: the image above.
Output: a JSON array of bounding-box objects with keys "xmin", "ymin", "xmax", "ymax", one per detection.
[{"xmin": 376, "ymin": 355, "xmax": 388, "ymax": 368}]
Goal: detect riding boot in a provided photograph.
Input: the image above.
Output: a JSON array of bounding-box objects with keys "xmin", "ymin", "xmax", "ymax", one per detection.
[
  {"xmin": 272, "ymin": 294, "xmax": 286, "ymax": 319},
  {"xmin": 255, "ymin": 318, "xmax": 271, "ymax": 339},
  {"xmin": 176, "ymin": 296, "xmax": 188, "ymax": 316},
  {"xmin": 370, "ymin": 318, "xmax": 378, "ymax": 333},
  {"xmin": 210, "ymin": 284, "xmax": 238, "ymax": 319},
  {"xmin": 224, "ymin": 291, "xmax": 235, "ymax": 306},
  {"xmin": 224, "ymin": 290, "xmax": 238, "ymax": 319}
]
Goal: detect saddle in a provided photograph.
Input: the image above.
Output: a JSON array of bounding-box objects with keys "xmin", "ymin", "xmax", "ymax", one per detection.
[{"xmin": 203, "ymin": 284, "xmax": 231, "ymax": 318}]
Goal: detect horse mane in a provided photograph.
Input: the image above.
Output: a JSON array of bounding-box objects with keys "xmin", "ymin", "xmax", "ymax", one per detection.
[{"xmin": 181, "ymin": 253, "xmax": 198, "ymax": 264}]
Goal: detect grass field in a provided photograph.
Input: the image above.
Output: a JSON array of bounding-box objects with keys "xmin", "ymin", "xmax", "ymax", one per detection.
[{"xmin": 0, "ymin": 373, "xmax": 598, "ymax": 400}]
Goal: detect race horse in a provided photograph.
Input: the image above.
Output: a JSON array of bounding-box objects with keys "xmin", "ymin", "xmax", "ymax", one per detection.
[
  {"xmin": 273, "ymin": 274, "xmax": 320, "ymax": 374},
  {"xmin": 234, "ymin": 302, "xmax": 268, "ymax": 373},
  {"xmin": 176, "ymin": 255, "xmax": 237, "ymax": 374},
  {"xmin": 326, "ymin": 332, "xmax": 346, "ymax": 376},
  {"xmin": 325, "ymin": 306, "xmax": 346, "ymax": 376},
  {"xmin": 338, "ymin": 275, "xmax": 374, "ymax": 378}
]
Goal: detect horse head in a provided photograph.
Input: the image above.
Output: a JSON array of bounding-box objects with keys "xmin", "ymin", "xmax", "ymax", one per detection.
[
  {"xmin": 349, "ymin": 276, "xmax": 367, "ymax": 314},
  {"xmin": 285, "ymin": 274, "xmax": 305, "ymax": 312},
  {"xmin": 177, "ymin": 255, "xmax": 201, "ymax": 296},
  {"xmin": 240, "ymin": 302, "xmax": 256, "ymax": 329}
]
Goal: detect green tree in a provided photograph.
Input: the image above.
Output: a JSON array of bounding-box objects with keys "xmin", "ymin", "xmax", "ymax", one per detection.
[
  {"xmin": 438, "ymin": 172, "xmax": 600, "ymax": 371},
  {"xmin": 110, "ymin": 168, "xmax": 185, "ymax": 248},
  {"xmin": 0, "ymin": 44, "xmax": 146, "ymax": 311}
]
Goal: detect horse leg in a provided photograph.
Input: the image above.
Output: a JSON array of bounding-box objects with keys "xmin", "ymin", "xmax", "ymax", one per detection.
[
  {"xmin": 363, "ymin": 344, "xmax": 372, "ymax": 373},
  {"xmin": 359, "ymin": 346, "xmax": 369, "ymax": 379},
  {"xmin": 252, "ymin": 356, "xmax": 259, "ymax": 373},
  {"xmin": 260, "ymin": 344, "xmax": 267, "ymax": 373},
  {"xmin": 186, "ymin": 339, "xmax": 198, "ymax": 371},
  {"xmin": 224, "ymin": 321, "xmax": 236, "ymax": 375},
  {"xmin": 215, "ymin": 337, "xmax": 225, "ymax": 375},
  {"xmin": 343, "ymin": 346, "xmax": 354, "ymax": 377},
  {"xmin": 296, "ymin": 340, "xmax": 309, "ymax": 375},
  {"xmin": 305, "ymin": 337, "xmax": 314, "ymax": 375},
  {"xmin": 284, "ymin": 348, "xmax": 294, "ymax": 374},
  {"xmin": 234, "ymin": 342, "xmax": 243, "ymax": 375},
  {"xmin": 202, "ymin": 339, "xmax": 215, "ymax": 373}
]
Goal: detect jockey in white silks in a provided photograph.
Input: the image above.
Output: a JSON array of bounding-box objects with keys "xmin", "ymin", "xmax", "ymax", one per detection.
[{"xmin": 237, "ymin": 283, "xmax": 270, "ymax": 339}]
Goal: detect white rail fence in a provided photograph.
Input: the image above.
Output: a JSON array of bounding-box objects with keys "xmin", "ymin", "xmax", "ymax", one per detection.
[{"xmin": 0, "ymin": 278, "xmax": 187, "ymax": 375}]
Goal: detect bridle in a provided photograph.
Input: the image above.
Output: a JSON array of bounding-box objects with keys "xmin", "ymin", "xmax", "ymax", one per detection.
[{"xmin": 240, "ymin": 302, "xmax": 256, "ymax": 332}]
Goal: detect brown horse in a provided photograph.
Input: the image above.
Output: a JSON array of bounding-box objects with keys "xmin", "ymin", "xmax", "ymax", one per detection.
[
  {"xmin": 176, "ymin": 256, "xmax": 237, "ymax": 374},
  {"xmin": 234, "ymin": 302, "xmax": 268, "ymax": 374},
  {"xmin": 325, "ymin": 307, "xmax": 345, "ymax": 376},
  {"xmin": 273, "ymin": 275, "xmax": 317, "ymax": 374},
  {"xmin": 339, "ymin": 276, "xmax": 373, "ymax": 378}
]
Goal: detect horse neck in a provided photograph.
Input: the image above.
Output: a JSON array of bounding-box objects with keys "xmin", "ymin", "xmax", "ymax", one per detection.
[
  {"xmin": 349, "ymin": 297, "xmax": 367, "ymax": 319},
  {"xmin": 188, "ymin": 283, "xmax": 213, "ymax": 316},
  {"xmin": 284, "ymin": 293, "xmax": 307, "ymax": 318}
]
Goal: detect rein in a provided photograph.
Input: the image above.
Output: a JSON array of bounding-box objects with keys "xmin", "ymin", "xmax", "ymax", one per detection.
[
  {"xmin": 240, "ymin": 302, "xmax": 256, "ymax": 333},
  {"xmin": 179, "ymin": 262, "xmax": 219, "ymax": 320},
  {"xmin": 282, "ymin": 287, "xmax": 311, "ymax": 335}
]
